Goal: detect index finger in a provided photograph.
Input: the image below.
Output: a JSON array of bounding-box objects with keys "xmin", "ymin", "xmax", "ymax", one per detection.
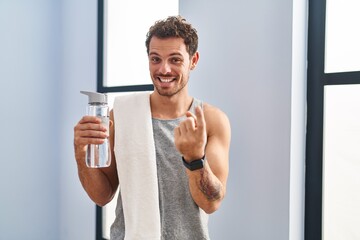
[
  {"xmin": 79, "ymin": 115, "xmax": 102, "ymax": 124},
  {"xmin": 195, "ymin": 106, "xmax": 206, "ymax": 129}
]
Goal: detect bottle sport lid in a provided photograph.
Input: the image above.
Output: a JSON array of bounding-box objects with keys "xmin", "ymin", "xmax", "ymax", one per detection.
[{"xmin": 80, "ymin": 91, "xmax": 108, "ymax": 104}]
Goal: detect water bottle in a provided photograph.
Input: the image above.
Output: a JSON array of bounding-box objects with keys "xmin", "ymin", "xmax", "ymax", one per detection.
[{"xmin": 80, "ymin": 91, "xmax": 111, "ymax": 168}]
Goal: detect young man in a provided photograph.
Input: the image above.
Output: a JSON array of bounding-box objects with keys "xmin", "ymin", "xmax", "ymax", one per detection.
[{"xmin": 74, "ymin": 16, "xmax": 231, "ymax": 239}]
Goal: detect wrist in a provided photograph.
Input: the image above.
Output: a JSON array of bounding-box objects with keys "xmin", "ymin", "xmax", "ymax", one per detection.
[
  {"xmin": 182, "ymin": 155, "xmax": 206, "ymax": 171},
  {"xmin": 182, "ymin": 152, "xmax": 205, "ymax": 163}
]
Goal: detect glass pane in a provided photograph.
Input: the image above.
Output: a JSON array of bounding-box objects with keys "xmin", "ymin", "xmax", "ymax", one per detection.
[
  {"xmin": 323, "ymin": 85, "xmax": 360, "ymax": 239},
  {"xmin": 104, "ymin": 0, "xmax": 179, "ymax": 87},
  {"xmin": 325, "ymin": 0, "xmax": 360, "ymax": 73}
]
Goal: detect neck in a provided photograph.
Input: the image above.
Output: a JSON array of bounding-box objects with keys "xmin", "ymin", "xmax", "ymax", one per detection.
[{"xmin": 150, "ymin": 91, "xmax": 193, "ymax": 119}]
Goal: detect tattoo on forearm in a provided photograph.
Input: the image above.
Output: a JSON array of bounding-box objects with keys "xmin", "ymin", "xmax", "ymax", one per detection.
[{"xmin": 199, "ymin": 169, "xmax": 222, "ymax": 201}]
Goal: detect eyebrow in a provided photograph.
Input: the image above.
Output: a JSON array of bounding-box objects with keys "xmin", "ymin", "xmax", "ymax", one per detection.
[{"xmin": 149, "ymin": 52, "xmax": 183, "ymax": 58}]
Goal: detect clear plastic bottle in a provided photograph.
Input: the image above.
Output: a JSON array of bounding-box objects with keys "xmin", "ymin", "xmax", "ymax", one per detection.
[{"xmin": 81, "ymin": 91, "xmax": 111, "ymax": 168}]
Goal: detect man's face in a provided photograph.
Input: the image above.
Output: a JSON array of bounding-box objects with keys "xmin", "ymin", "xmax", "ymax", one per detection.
[{"xmin": 148, "ymin": 37, "xmax": 196, "ymax": 97}]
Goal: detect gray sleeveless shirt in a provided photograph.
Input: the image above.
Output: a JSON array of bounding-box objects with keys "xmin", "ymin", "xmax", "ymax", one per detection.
[{"xmin": 110, "ymin": 98, "xmax": 209, "ymax": 240}]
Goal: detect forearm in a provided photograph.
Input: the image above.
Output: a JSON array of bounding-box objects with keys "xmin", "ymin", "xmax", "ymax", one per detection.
[
  {"xmin": 77, "ymin": 164, "xmax": 115, "ymax": 206},
  {"xmin": 74, "ymin": 115, "xmax": 118, "ymax": 206},
  {"xmin": 174, "ymin": 104, "xmax": 230, "ymax": 214},
  {"xmin": 75, "ymin": 149, "xmax": 116, "ymax": 206},
  {"xmin": 186, "ymin": 162, "xmax": 225, "ymax": 214}
]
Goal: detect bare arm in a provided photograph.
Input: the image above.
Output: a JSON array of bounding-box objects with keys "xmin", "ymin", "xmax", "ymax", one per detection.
[
  {"xmin": 73, "ymin": 110, "xmax": 118, "ymax": 206},
  {"xmin": 175, "ymin": 104, "xmax": 231, "ymax": 214}
]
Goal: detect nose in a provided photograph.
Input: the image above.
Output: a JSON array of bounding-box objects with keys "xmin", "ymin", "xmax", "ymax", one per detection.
[{"xmin": 159, "ymin": 61, "xmax": 171, "ymax": 74}]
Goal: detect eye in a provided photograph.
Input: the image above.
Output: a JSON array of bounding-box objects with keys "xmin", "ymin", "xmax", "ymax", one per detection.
[
  {"xmin": 171, "ymin": 58, "xmax": 182, "ymax": 64},
  {"xmin": 150, "ymin": 56, "xmax": 160, "ymax": 63}
]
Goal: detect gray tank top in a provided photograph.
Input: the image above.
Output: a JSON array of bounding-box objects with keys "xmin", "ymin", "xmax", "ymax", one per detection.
[{"xmin": 110, "ymin": 98, "xmax": 209, "ymax": 240}]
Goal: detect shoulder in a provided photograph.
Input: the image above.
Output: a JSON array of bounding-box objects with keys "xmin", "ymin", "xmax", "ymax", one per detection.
[
  {"xmin": 203, "ymin": 102, "xmax": 230, "ymax": 123},
  {"xmin": 203, "ymin": 103, "xmax": 231, "ymax": 136}
]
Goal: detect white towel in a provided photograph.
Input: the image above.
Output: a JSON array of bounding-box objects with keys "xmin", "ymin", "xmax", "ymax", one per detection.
[{"xmin": 113, "ymin": 91, "xmax": 161, "ymax": 240}]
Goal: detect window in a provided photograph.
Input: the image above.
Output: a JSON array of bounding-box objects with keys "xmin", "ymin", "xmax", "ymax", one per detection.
[
  {"xmin": 324, "ymin": 0, "xmax": 360, "ymax": 73},
  {"xmin": 306, "ymin": 0, "xmax": 360, "ymax": 239}
]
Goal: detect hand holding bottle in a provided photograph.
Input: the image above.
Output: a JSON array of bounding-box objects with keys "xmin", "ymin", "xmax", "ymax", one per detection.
[{"xmin": 75, "ymin": 91, "xmax": 111, "ymax": 168}]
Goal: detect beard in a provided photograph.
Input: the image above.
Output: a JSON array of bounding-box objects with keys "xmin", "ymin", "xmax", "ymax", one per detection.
[{"xmin": 152, "ymin": 75, "xmax": 189, "ymax": 97}]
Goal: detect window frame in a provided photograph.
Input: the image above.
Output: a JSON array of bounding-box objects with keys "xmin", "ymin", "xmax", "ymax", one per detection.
[
  {"xmin": 96, "ymin": 0, "xmax": 154, "ymax": 95},
  {"xmin": 305, "ymin": 0, "xmax": 360, "ymax": 239}
]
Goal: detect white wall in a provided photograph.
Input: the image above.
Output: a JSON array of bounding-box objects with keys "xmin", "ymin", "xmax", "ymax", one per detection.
[
  {"xmin": 0, "ymin": 0, "xmax": 306, "ymax": 239},
  {"xmin": 0, "ymin": 0, "xmax": 62, "ymax": 239},
  {"xmin": 59, "ymin": 0, "xmax": 98, "ymax": 239}
]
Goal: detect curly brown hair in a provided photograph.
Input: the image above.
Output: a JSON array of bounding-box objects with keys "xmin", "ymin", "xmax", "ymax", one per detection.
[{"xmin": 145, "ymin": 15, "xmax": 198, "ymax": 57}]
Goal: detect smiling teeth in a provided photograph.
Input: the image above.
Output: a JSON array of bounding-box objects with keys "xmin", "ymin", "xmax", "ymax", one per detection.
[{"xmin": 159, "ymin": 78, "xmax": 173, "ymax": 83}]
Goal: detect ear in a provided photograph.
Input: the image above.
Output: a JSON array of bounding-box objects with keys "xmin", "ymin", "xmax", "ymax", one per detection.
[{"xmin": 190, "ymin": 51, "xmax": 200, "ymax": 70}]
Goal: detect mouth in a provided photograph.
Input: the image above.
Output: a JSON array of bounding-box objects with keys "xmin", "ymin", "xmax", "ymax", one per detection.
[{"xmin": 157, "ymin": 76, "xmax": 176, "ymax": 83}]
